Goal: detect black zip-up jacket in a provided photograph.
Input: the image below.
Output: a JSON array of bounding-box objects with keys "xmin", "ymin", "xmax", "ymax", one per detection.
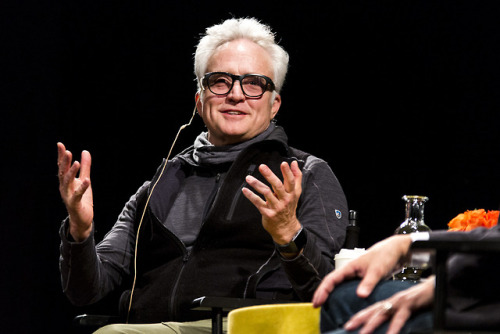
[{"xmin": 59, "ymin": 127, "xmax": 348, "ymax": 323}]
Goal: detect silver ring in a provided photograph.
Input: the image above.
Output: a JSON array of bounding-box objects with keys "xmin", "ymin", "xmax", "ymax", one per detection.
[{"xmin": 381, "ymin": 301, "xmax": 393, "ymax": 314}]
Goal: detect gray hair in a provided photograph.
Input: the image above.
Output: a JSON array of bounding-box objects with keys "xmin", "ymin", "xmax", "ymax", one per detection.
[{"xmin": 194, "ymin": 17, "xmax": 289, "ymax": 94}]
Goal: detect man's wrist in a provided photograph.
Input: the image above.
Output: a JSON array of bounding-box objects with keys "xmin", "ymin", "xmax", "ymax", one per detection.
[
  {"xmin": 275, "ymin": 226, "xmax": 306, "ymax": 254},
  {"xmin": 67, "ymin": 219, "xmax": 93, "ymax": 243}
]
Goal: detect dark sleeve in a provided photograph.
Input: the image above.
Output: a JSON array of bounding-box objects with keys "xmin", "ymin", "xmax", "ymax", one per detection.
[
  {"xmin": 280, "ymin": 156, "xmax": 349, "ymax": 301},
  {"xmin": 59, "ymin": 182, "xmax": 149, "ymax": 306},
  {"xmin": 428, "ymin": 222, "xmax": 500, "ymax": 242},
  {"xmin": 428, "ymin": 224, "xmax": 500, "ymax": 317}
]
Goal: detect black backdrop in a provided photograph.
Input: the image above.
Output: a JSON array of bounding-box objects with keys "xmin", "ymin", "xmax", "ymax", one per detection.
[{"xmin": 2, "ymin": 1, "xmax": 500, "ymax": 332}]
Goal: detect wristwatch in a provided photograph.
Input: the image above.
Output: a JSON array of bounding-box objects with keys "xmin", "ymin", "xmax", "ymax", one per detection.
[{"xmin": 275, "ymin": 227, "xmax": 307, "ymax": 254}]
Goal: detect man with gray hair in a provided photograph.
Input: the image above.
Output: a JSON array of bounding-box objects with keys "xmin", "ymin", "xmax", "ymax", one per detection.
[{"xmin": 57, "ymin": 17, "xmax": 348, "ymax": 333}]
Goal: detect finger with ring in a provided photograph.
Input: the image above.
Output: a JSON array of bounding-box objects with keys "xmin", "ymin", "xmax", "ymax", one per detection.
[{"xmin": 381, "ymin": 301, "xmax": 394, "ymax": 314}]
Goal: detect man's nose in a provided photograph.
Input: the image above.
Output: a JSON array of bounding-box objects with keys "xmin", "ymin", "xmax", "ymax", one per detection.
[{"xmin": 227, "ymin": 81, "xmax": 246, "ymax": 101}]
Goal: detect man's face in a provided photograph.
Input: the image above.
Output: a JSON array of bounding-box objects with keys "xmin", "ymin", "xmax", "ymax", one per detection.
[{"xmin": 196, "ymin": 39, "xmax": 281, "ymax": 146}]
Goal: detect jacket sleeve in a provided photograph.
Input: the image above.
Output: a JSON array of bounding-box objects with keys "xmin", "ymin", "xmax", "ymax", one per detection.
[
  {"xmin": 59, "ymin": 182, "xmax": 149, "ymax": 306},
  {"xmin": 427, "ymin": 223, "xmax": 500, "ymax": 318},
  {"xmin": 280, "ymin": 155, "xmax": 349, "ymax": 301},
  {"xmin": 428, "ymin": 223, "xmax": 500, "ymax": 242}
]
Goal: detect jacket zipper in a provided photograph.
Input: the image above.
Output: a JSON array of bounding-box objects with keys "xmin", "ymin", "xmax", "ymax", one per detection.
[
  {"xmin": 169, "ymin": 172, "xmax": 222, "ymax": 319},
  {"xmin": 169, "ymin": 252, "xmax": 190, "ymax": 320},
  {"xmin": 148, "ymin": 211, "xmax": 190, "ymax": 321},
  {"xmin": 201, "ymin": 172, "xmax": 222, "ymax": 223},
  {"xmin": 243, "ymin": 249, "xmax": 277, "ymax": 298}
]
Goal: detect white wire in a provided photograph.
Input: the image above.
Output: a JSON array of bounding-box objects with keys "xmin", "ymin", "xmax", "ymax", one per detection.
[{"xmin": 126, "ymin": 103, "xmax": 197, "ymax": 323}]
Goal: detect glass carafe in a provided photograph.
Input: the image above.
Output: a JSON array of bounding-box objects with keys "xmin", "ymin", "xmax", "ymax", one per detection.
[{"xmin": 393, "ymin": 195, "xmax": 431, "ymax": 281}]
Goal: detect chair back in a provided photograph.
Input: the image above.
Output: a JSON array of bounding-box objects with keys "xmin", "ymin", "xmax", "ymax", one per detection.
[{"xmin": 227, "ymin": 303, "xmax": 320, "ymax": 334}]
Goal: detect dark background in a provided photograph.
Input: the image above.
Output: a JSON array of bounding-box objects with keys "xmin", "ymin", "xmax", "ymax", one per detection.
[{"xmin": 2, "ymin": 1, "xmax": 500, "ymax": 332}]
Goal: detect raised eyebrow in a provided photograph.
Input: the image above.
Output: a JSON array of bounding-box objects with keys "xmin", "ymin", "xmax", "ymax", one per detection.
[{"xmin": 209, "ymin": 73, "xmax": 231, "ymax": 81}]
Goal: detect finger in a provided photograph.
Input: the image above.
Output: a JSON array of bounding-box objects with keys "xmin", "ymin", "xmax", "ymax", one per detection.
[
  {"xmin": 57, "ymin": 146, "xmax": 73, "ymax": 179},
  {"xmin": 258, "ymin": 164, "xmax": 285, "ymax": 198},
  {"xmin": 356, "ymin": 272, "xmax": 383, "ymax": 298},
  {"xmin": 245, "ymin": 174, "xmax": 279, "ymax": 206},
  {"xmin": 74, "ymin": 177, "xmax": 91, "ymax": 201},
  {"xmin": 287, "ymin": 160, "xmax": 303, "ymax": 194},
  {"xmin": 343, "ymin": 307, "xmax": 378, "ymax": 333},
  {"xmin": 63, "ymin": 160, "xmax": 81, "ymax": 189},
  {"xmin": 386, "ymin": 309, "xmax": 412, "ymax": 334},
  {"xmin": 290, "ymin": 160, "xmax": 302, "ymax": 184},
  {"xmin": 79, "ymin": 150, "xmax": 92, "ymax": 179},
  {"xmin": 355, "ymin": 260, "xmax": 390, "ymax": 298},
  {"xmin": 280, "ymin": 162, "xmax": 295, "ymax": 193},
  {"xmin": 57, "ymin": 142, "xmax": 66, "ymax": 166},
  {"xmin": 59, "ymin": 154, "xmax": 76, "ymax": 190},
  {"xmin": 241, "ymin": 187, "xmax": 267, "ymax": 210},
  {"xmin": 312, "ymin": 266, "xmax": 358, "ymax": 307},
  {"xmin": 59, "ymin": 160, "xmax": 81, "ymax": 203},
  {"xmin": 345, "ymin": 301, "xmax": 393, "ymax": 334},
  {"xmin": 355, "ymin": 309, "xmax": 390, "ymax": 334},
  {"xmin": 312, "ymin": 272, "xmax": 337, "ymax": 307}
]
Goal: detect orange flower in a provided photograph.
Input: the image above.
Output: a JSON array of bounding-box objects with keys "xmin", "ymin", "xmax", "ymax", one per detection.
[
  {"xmin": 486, "ymin": 210, "xmax": 500, "ymax": 228},
  {"xmin": 448, "ymin": 209, "xmax": 499, "ymax": 231}
]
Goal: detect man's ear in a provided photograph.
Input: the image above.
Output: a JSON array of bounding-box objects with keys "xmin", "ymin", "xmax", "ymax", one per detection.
[
  {"xmin": 195, "ymin": 91, "xmax": 202, "ymax": 115},
  {"xmin": 271, "ymin": 93, "xmax": 281, "ymax": 119}
]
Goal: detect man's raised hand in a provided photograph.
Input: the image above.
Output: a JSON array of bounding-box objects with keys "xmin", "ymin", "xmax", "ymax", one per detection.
[{"xmin": 57, "ymin": 142, "xmax": 93, "ymax": 242}]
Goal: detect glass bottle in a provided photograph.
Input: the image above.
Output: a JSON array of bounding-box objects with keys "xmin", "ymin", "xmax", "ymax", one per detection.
[{"xmin": 393, "ymin": 195, "xmax": 431, "ymax": 281}]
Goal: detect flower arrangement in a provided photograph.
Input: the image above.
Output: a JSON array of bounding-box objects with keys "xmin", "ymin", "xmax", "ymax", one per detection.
[{"xmin": 448, "ymin": 209, "xmax": 499, "ymax": 231}]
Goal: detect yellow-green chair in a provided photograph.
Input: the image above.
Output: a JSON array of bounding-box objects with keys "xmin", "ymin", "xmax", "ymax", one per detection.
[{"xmin": 227, "ymin": 302, "xmax": 320, "ymax": 334}]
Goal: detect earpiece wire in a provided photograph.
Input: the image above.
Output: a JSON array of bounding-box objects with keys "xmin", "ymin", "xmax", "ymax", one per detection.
[{"xmin": 126, "ymin": 102, "xmax": 198, "ymax": 323}]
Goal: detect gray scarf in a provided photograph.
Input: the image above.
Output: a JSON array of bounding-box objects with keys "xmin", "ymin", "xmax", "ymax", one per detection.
[{"xmin": 191, "ymin": 123, "xmax": 277, "ymax": 166}]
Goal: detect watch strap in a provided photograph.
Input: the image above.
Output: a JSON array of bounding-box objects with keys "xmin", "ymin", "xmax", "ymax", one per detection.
[{"xmin": 275, "ymin": 226, "xmax": 307, "ymax": 254}]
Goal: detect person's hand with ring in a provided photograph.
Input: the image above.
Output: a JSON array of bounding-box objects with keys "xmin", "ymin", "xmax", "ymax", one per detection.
[{"xmin": 342, "ymin": 277, "xmax": 435, "ymax": 334}]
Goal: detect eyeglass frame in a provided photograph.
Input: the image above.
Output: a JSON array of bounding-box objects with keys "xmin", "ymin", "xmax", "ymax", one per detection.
[{"xmin": 201, "ymin": 72, "xmax": 276, "ymax": 98}]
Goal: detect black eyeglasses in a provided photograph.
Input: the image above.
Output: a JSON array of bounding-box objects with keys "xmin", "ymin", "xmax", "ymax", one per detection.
[{"xmin": 202, "ymin": 72, "xmax": 276, "ymax": 98}]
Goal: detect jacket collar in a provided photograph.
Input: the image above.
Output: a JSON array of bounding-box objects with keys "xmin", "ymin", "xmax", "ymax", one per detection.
[{"xmin": 176, "ymin": 123, "xmax": 289, "ymax": 167}]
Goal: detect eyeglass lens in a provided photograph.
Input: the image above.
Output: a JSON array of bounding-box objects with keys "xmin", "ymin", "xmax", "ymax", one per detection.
[{"xmin": 207, "ymin": 73, "xmax": 269, "ymax": 97}]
